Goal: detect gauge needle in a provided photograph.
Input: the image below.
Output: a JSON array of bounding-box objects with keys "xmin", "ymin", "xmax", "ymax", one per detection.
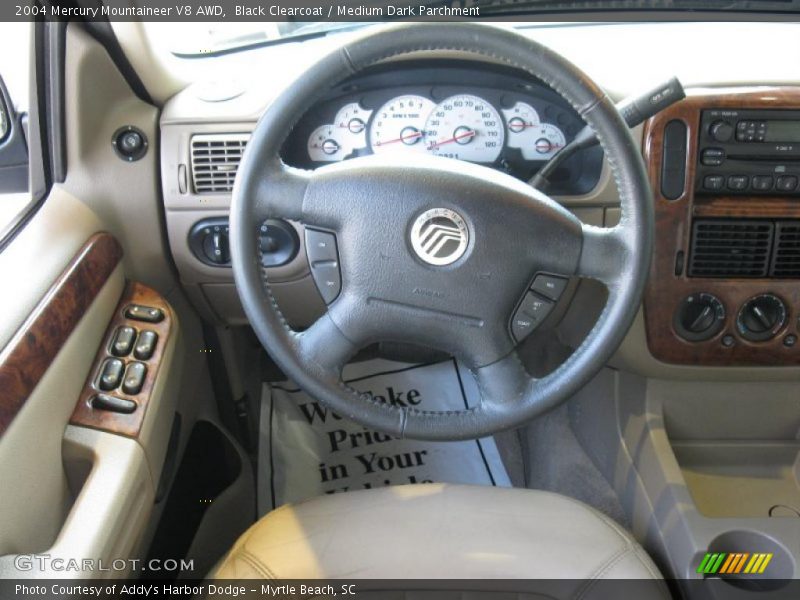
[
  {"xmin": 375, "ymin": 131, "xmax": 424, "ymax": 146},
  {"xmin": 429, "ymin": 129, "xmax": 476, "ymax": 149}
]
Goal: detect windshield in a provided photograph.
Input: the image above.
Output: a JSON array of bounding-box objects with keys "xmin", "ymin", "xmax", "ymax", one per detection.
[
  {"xmin": 155, "ymin": 0, "xmax": 800, "ymax": 56},
  {"xmin": 161, "ymin": 22, "xmax": 371, "ymax": 57}
]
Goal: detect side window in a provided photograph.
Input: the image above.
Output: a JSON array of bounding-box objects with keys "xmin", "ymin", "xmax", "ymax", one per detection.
[{"xmin": 0, "ymin": 22, "xmax": 31, "ymax": 232}]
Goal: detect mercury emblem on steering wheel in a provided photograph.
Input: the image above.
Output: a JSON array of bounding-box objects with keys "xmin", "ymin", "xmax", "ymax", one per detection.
[{"xmin": 410, "ymin": 208, "xmax": 469, "ymax": 266}]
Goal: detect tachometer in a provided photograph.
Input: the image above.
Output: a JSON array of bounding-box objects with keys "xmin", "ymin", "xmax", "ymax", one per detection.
[
  {"xmin": 333, "ymin": 102, "xmax": 372, "ymax": 147},
  {"xmin": 307, "ymin": 102, "xmax": 372, "ymax": 162},
  {"xmin": 424, "ymin": 95, "xmax": 504, "ymax": 163},
  {"xmin": 369, "ymin": 95, "xmax": 435, "ymax": 154}
]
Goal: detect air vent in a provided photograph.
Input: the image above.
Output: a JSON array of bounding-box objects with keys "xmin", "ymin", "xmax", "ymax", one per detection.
[
  {"xmin": 772, "ymin": 221, "xmax": 800, "ymax": 278},
  {"xmin": 689, "ymin": 220, "xmax": 773, "ymax": 278},
  {"xmin": 190, "ymin": 133, "xmax": 250, "ymax": 194}
]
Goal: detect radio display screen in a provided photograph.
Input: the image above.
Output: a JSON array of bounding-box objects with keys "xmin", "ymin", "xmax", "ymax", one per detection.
[{"xmin": 765, "ymin": 120, "xmax": 800, "ymax": 143}]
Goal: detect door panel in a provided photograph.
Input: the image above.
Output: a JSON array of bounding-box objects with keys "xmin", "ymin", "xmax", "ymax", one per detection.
[{"xmin": 0, "ymin": 188, "xmax": 127, "ymax": 558}]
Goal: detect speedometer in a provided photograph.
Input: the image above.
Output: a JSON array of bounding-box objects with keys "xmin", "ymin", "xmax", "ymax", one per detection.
[
  {"xmin": 424, "ymin": 95, "xmax": 504, "ymax": 163},
  {"xmin": 369, "ymin": 95, "xmax": 435, "ymax": 154}
]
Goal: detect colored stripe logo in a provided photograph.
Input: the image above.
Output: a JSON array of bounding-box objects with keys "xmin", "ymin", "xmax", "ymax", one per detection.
[{"xmin": 697, "ymin": 552, "xmax": 773, "ymax": 575}]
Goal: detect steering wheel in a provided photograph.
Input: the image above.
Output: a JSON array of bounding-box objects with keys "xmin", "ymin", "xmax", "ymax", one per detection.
[{"xmin": 230, "ymin": 23, "xmax": 653, "ymax": 441}]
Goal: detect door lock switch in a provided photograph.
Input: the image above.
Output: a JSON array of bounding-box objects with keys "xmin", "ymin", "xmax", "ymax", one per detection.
[{"xmin": 91, "ymin": 394, "xmax": 137, "ymax": 414}]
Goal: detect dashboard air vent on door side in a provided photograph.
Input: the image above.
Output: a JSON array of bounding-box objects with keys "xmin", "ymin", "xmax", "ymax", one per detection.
[
  {"xmin": 772, "ymin": 222, "xmax": 800, "ymax": 278},
  {"xmin": 190, "ymin": 133, "xmax": 250, "ymax": 194},
  {"xmin": 688, "ymin": 220, "xmax": 773, "ymax": 278}
]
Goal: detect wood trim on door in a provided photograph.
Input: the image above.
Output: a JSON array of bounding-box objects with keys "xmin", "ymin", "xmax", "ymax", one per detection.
[{"xmin": 0, "ymin": 233, "xmax": 123, "ymax": 435}]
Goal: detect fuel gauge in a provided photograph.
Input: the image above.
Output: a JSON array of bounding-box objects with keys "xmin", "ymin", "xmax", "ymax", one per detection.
[{"xmin": 504, "ymin": 102, "xmax": 565, "ymax": 161}]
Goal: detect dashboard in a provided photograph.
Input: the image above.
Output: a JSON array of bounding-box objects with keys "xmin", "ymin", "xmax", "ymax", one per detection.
[{"xmin": 281, "ymin": 62, "xmax": 604, "ymax": 196}]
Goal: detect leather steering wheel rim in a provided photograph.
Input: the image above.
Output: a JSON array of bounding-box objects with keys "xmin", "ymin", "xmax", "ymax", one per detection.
[{"xmin": 230, "ymin": 23, "xmax": 653, "ymax": 441}]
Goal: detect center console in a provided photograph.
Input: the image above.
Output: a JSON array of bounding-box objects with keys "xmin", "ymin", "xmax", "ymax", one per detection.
[{"xmin": 642, "ymin": 87, "xmax": 800, "ymax": 366}]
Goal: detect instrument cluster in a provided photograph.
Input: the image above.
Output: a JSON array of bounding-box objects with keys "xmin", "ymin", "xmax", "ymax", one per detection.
[
  {"xmin": 283, "ymin": 63, "xmax": 604, "ymax": 194},
  {"xmin": 307, "ymin": 93, "xmax": 567, "ymax": 165}
]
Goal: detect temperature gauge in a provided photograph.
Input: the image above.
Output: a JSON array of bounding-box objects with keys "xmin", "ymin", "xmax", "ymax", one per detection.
[
  {"xmin": 307, "ymin": 124, "xmax": 348, "ymax": 162},
  {"xmin": 504, "ymin": 102, "xmax": 565, "ymax": 160}
]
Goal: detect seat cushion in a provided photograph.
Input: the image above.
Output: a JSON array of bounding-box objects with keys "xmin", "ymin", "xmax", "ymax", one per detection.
[{"xmin": 213, "ymin": 484, "xmax": 666, "ymax": 589}]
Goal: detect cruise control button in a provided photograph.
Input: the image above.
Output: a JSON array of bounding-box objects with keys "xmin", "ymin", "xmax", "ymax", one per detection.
[
  {"xmin": 99, "ymin": 358, "xmax": 125, "ymax": 391},
  {"xmin": 122, "ymin": 362, "xmax": 147, "ymax": 395},
  {"xmin": 530, "ymin": 274, "xmax": 568, "ymax": 301},
  {"xmin": 511, "ymin": 292, "xmax": 554, "ymax": 342},
  {"xmin": 305, "ymin": 229, "xmax": 339, "ymax": 264},
  {"xmin": 110, "ymin": 326, "xmax": 136, "ymax": 357},
  {"xmin": 776, "ymin": 175, "xmax": 798, "ymax": 192},
  {"xmin": 91, "ymin": 394, "xmax": 137, "ymax": 414},
  {"xmin": 125, "ymin": 304, "xmax": 164, "ymax": 323},
  {"xmin": 134, "ymin": 330, "xmax": 158, "ymax": 360},
  {"xmin": 727, "ymin": 175, "xmax": 749, "ymax": 191},
  {"xmin": 311, "ymin": 261, "xmax": 342, "ymax": 304}
]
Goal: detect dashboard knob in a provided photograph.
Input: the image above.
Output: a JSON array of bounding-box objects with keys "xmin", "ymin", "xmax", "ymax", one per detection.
[
  {"xmin": 709, "ymin": 120, "xmax": 734, "ymax": 143},
  {"xmin": 737, "ymin": 294, "xmax": 787, "ymax": 342},
  {"xmin": 674, "ymin": 293, "xmax": 726, "ymax": 342}
]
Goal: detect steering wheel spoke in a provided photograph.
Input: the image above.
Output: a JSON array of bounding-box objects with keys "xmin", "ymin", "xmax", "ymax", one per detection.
[
  {"xmin": 294, "ymin": 309, "xmax": 361, "ymax": 377},
  {"xmin": 471, "ymin": 352, "xmax": 532, "ymax": 414},
  {"xmin": 252, "ymin": 159, "xmax": 311, "ymax": 223},
  {"xmin": 577, "ymin": 223, "xmax": 630, "ymax": 288}
]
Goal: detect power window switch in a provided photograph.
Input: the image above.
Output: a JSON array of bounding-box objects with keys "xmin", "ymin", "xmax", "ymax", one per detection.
[
  {"xmin": 110, "ymin": 326, "xmax": 136, "ymax": 357},
  {"xmin": 98, "ymin": 358, "xmax": 124, "ymax": 391},
  {"xmin": 134, "ymin": 330, "xmax": 158, "ymax": 360},
  {"xmin": 122, "ymin": 362, "xmax": 147, "ymax": 395}
]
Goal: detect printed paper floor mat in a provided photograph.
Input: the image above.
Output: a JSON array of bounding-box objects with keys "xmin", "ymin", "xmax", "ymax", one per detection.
[{"xmin": 258, "ymin": 358, "xmax": 511, "ymax": 513}]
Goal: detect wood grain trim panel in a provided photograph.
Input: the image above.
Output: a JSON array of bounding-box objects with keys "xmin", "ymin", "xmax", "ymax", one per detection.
[
  {"xmin": 642, "ymin": 87, "xmax": 800, "ymax": 366},
  {"xmin": 0, "ymin": 233, "xmax": 123, "ymax": 435},
  {"xmin": 70, "ymin": 281, "xmax": 173, "ymax": 438}
]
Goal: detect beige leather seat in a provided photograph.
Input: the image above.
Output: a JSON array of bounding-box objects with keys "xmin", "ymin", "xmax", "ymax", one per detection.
[{"xmin": 213, "ymin": 484, "xmax": 668, "ymax": 596}]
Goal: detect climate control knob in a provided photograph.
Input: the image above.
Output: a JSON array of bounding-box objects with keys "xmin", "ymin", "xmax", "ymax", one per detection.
[
  {"xmin": 737, "ymin": 294, "xmax": 787, "ymax": 342},
  {"xmin": 674, "ymin": 293, "xmax": 726, "ymax": 342}
]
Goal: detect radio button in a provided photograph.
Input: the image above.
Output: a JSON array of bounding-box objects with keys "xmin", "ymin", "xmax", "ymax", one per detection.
[
  {"xmin": 752, "ymin": 176, "xmax": 774, "ymax": 191},
  {"xmin": 701, "ymin": 148, "xmax": 725, "ymax": 166},
  {"xmin": 776, "ymin": 175, "xmax": 798, "ymax": 192},
  {"xmin": 703, "ymin": 175, "xmax": 725, "ymax": 191},
  {"xmin": 727, "ymin": 175, "xmax": 749, "ymax": 191}
]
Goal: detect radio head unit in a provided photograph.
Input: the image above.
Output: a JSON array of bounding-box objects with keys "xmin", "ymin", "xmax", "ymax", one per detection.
[{"xmin": 696, "ymin": 109, "xmax": 800, "ymax": 196}]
